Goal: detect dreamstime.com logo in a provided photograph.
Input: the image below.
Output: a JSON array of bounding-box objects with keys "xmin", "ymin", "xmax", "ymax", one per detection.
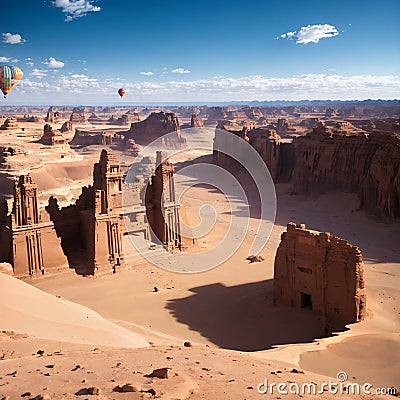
[
  {"xmin": 257, "ymin": 371, "xmax": 397, "ymax": 396},
  {"xmin": 122, "ymin": 127, "xmax": 277, "ymax": 273}
]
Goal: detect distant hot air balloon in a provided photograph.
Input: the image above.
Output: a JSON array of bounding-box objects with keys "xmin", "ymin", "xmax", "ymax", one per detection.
[
  {"xmin": 118, "ymin": 88, "xmax": 125, "ymax": 98},
  {"xmin": 0, "ymin": 65, "xmax": 23, "ymax": 98}
]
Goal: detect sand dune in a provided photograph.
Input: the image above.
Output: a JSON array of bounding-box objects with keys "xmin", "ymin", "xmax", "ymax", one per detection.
[{"xmin": 0, "ymin": 273, "xmax": 149, "ymax": 348}]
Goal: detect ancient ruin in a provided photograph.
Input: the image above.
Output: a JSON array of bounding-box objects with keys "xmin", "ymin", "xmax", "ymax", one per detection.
[
  {"xmin": 39, "ymin": 124, "xmax": 67, "ymax": 146},
  {"xmin": 145, "ymin": 151, "xmax": 182, "ymax": 249},
  {"xmin": 0, "ymin": 175, "xmax": 68, "ymax": 277},
  {"xmin": 46, "ymin": 149, "xmax": 182, "ymax": 275},
  {"xmin": 46, "ymin": 150, "xmax": 128, "ymax": 274},
  {"xmin": 273, "ymin": 222, "xmax": 367, "ymax": 331}
]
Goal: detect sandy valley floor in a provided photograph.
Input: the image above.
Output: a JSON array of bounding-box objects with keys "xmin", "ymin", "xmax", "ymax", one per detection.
[{"xmin": 0, "ymin": 126, "xmax": 399, "ymax": 398}]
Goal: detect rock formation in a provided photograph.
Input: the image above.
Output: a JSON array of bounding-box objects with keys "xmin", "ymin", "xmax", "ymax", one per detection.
[
  {"xmin": 191, "ymin": 114, "xmax": 204, "ymax": 128},
  {"xmin": 291, "ymin": 122, "xmax": 400, "ymax": 219},
  {"xmin": 299, "ymin": 118, "xmax": 319, "ymax": 129},
  {"xmin": 206, "ymin": 107, "xmax": 227, "ymax": 123},
  {"xmin": 276, "ymin": 118, "xmax": 295, "ymax": 135},
  {"xmin": 26, "ymin": 115, "xmax": 44, "ymax": 123},
  {"xmin": 213, "ymin": 125, "xmax": 282, "ymax": 182},
  {"xmin": 325, "ymin": 108, "xmax": 337, "ymax": 117},
  {"xmin": 45, "ymin": 106, "xmax": 62, "ymax": 123},
  {"xmin": 215, "ymin": 120, "xmax": 400, "ymax": 219},
  {"xmin": 88, "ymin": 113, "xmax": 105, "ymax": 124},
  {"xmin": 121, "ymin": 111, "xmax": 140, "ymax": 124},
  {"xmin": 243, "ymin": 106, "xmax": 264, "ymax": 120},
  {"xmin": 60, "ymin": 120, "xmax": 73, "ymax": 133},
  {"xmin": 69, "ymin": 128, "xmax": 123, "ymax": 147},
  {"xmin": 126, "ymin": 139, "xmax": 140, "ymax": 156},
  {"xmin": 0, "ymin": 118, "xmax": 19, "ymax": 131},
  {"xmin": 273, "ymin": 222, "xmax": 367, "ymax": 332},
  {"xmin": 123, "ymin": 112, "xmax": 186, "ymax": 148},
  {"xmin": 0, "ymin": 146, "xmax": 25, "ymax": 166},
  {"xmin": 39, "ymin": 124, "xmax": 67, "ymax": 146},
  {"xmin": 0, "ymin": 175, "xmax": 68, "ymax": 277},
  {"xmin": 69, "ymin": 107, "xmax": 87, "ymax": 124}
]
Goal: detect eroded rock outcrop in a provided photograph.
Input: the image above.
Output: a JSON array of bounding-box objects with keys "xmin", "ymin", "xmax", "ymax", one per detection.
[
  {"xmin": 0, "ymin": 118, "xmax": 19, "ymax": 131},
  {"xmin": 191, "ymin": 114, "xmax": 204, "ymax": 128},
  {"xmin": 276, "ymin": 118, "xmax": 293, "ymax": 135},
  {"xmin": 60, "ymin": 121, "xmax": 73, "ymax": 133},
  {"xmin": 213, "ymin": 125, "xmax": 281, "ymax": 182},
  {"xmin": 291, "ymin": 122, "xmax": 400, "ymax": 219},
  {"xmin": 39, "ymin": 124, "xmax": 67, "ymax": 146},
  {"xmin": 69, "ymin": 128, "xmax": 123, "ymax": 147},
  {"xmin": 45, "ymin": 106, "xmax": 62, "ymax": 123},
  {"xmin": 273, "ymin": 222, "xmax": 367, "ymax": 332},
  {"xmin": 69, "ymin": 107, "xmax": 87, "ymax": 124},
  {"xmin": 123, "ymin": 112, "xmax": 186, "ymax": 148}
]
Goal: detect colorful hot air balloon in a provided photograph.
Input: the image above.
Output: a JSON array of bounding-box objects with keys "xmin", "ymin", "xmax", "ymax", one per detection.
[
  {"xmin": 118, "ymin": 88, "xmax": 125, "ymax": 98},
  {"xmin": 0, "ymin": 65, "xmax": 23, "ymax": 98}
]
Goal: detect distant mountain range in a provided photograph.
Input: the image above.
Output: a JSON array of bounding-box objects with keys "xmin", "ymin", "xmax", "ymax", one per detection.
[{"xmin": 0, "ymin": 99, "xmax": 399, "ymax": 108}]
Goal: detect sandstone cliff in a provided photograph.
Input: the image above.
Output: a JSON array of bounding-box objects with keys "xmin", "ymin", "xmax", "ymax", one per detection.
[
  {"xmin": 213, "ymin": 126, "xmax": 281, "ymax": 182},
  {"xmin": 291, "ymin": 122, "xmax": 400, "ymax": 220}
]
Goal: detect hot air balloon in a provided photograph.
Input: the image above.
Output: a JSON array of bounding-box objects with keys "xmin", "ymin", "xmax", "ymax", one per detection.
[
  {"xmin": 0, "ymin": 65, "xmax": 23, "ymax": 98},
  {"xmin": 118, "ymin": 88, "xmax": 125, "ymax": 98}
]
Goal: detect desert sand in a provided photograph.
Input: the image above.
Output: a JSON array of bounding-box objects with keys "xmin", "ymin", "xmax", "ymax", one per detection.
[{"xmin": 1, "ymin": 115, "xmax": 399, "ymax": 399}]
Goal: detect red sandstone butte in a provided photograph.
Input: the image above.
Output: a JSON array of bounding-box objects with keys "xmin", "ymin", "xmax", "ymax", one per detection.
[{"xmin": 123, "ymin": 111, "xmax": 186, "ymax": 148}]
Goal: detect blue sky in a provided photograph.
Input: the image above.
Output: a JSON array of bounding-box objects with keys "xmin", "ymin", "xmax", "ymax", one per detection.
[{"xmin": 1, "ymin": 0, "xmax": 399, "ymax": 104}]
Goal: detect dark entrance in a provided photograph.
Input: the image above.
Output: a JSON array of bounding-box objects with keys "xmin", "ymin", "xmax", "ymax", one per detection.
[{"xmin": 301, "ymin": 292, "xmax": 312, "ymax": 309}]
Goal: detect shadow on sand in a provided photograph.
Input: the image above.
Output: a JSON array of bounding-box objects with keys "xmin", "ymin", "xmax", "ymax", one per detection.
[{"xmin": 166, "ymin": 279, "xmax": 329, "ymax": 352}]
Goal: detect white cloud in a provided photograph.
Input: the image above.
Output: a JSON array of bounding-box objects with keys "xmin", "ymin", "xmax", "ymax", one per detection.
[
  {"xmin": 2, "ymin": 33, "xmax": 26, "ymax": 44},
  {"xmin": 280, "ymin": 31, "xmax": 296, "ymax": 39},
  {"xmin": 140, "ymin": 71, "xmax": 154, "ymax": 76},
  {"xmin": 171, "ymin": 68, "xmax": 191, "ymax": 74},
  {"xmin": 279, "ymin": 24, "xmax": 339, "ymax": 44},
  {"xmin": 58, "ymin": 73, "xmax": 99, "ymax": 92},
  {"xmin": 0, "ymin": 56, "xmax": 19, "ymax": 63},
  {"xmin": 11, "ymin": 73, "xmax": 400, "ymax": 103},
  {"xmin": 44, "ymin": 57, "xmax": 65, "ymax": 69},
  {"xmin": 30, "ymin": 69, "xmax": 48, "ymax": 78},
  {"xmin": 26, "ymin": 62, "xmax": 34, "ymax": 66},
  {"xmin": 53, "ymin": 0, "xmax": 101, "ymax": 21}
]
